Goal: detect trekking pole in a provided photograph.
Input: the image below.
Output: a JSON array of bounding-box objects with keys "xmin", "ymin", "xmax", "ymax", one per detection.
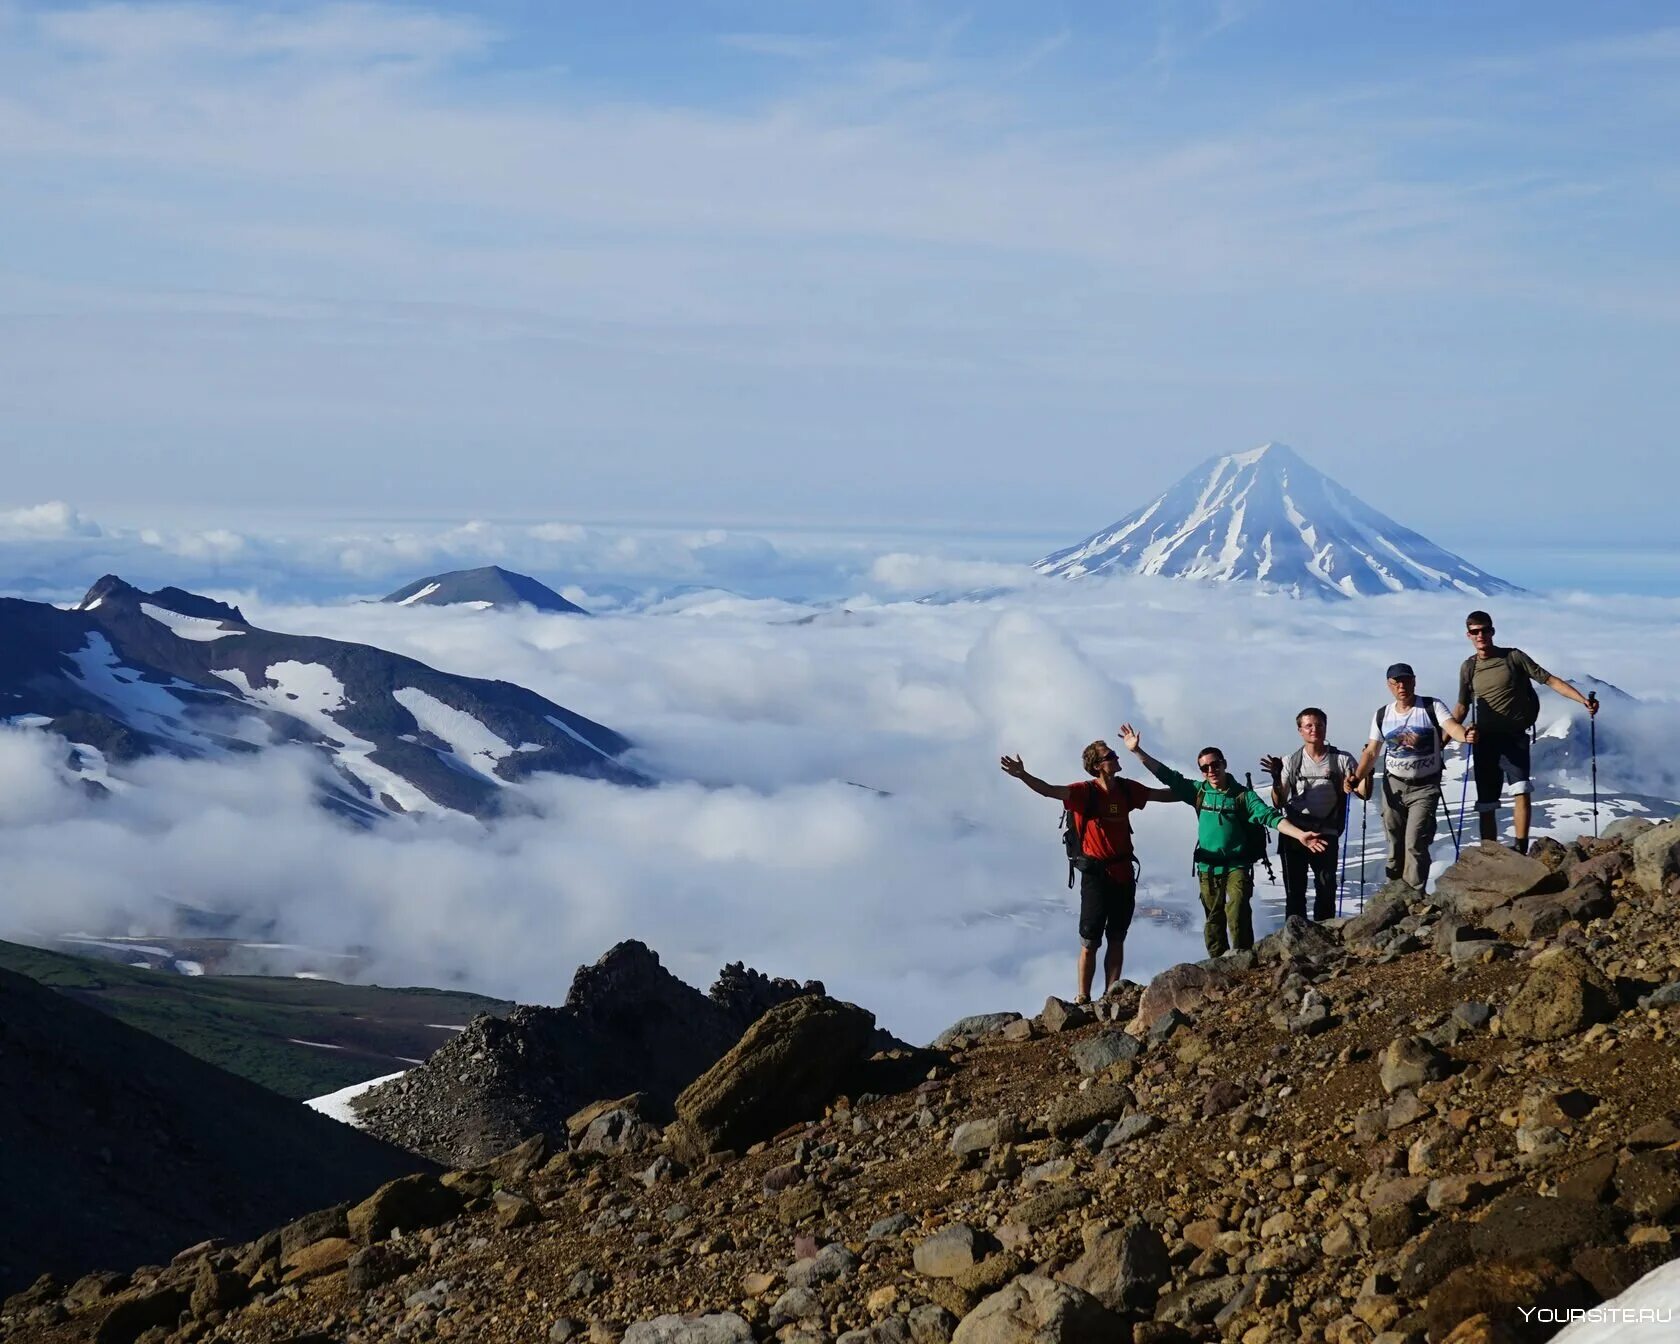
[
  {"xmin": 1246, "ymin": 772, "xmax": 1277, "ymax": 884},
  {"xmin": 1359, "ymin": 785, "xmax": 1369, "ymax": 911},
  {"xmin": 1337, "ymin": 792, "xmax": 1350, "ymax": 918},
  {"xmin": 1589, "ymin": 692, "xmax": 1599, "ymax": 838},
  {"xmin": 1453, "ymin": 699, "xmax": 1477, "ymax": 853}
]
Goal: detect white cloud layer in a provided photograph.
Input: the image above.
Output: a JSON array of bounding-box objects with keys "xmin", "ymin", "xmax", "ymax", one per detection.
[{"xmin": 3, "ymin": 577, "xmax": 1676, "ymax": 1046}]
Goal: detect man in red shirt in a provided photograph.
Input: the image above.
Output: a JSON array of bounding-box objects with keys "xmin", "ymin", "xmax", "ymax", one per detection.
[{"xmin": 1001, "ymin": 740, "xmax": 1178, "ymax": 1003}]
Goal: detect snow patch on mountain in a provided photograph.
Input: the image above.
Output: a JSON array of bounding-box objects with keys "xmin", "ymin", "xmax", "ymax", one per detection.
[
  {"xmin": 1036, "ymin": 442, "xmax": 1519, "ymax": 599},
  {"xmin": 140, "ymin": 603, "xmax": 244, "ymax": 641},
  {"xmin": 394, "ymin": 686, "xmax": 523, "ymax": 782}
]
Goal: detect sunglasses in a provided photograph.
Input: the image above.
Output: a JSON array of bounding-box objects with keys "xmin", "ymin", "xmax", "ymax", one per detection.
[
  {"xmin": 1467, "ymin": 626, "xmax": 1493, "ymax": 636},
  {"xmin": 1198, "ymin": 760, "xmax": 1226, "ymax": 773}
]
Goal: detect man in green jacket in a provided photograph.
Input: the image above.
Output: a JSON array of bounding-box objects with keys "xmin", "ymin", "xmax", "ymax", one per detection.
[{"xmin": 1121, "ymin": 723, "xmax": 1331, "ymax": 956}]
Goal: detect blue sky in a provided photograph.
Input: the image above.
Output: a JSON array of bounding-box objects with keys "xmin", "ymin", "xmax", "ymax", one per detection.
[{"xmin": 2, "ymin": 1, "xmax": 1676, "ymax": 544}]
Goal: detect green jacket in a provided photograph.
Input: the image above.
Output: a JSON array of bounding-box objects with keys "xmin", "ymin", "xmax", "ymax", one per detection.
[{"xmin": 1151, "ymin": 764, "xmax": 1285, "ymax": 874}]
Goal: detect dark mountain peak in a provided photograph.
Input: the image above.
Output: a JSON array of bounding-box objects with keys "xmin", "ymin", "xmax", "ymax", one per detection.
[
  {"xmin": 76, "ymin": 573, "xmax": 140, "ymax": 611},
  {"xmin": 382, "ymin": 567, "xmax": 587, "ymax": 614},
  {"xmin": 76, "ymin": 574, "xmax": 246, "ymax": 624},
  {"xmin": 146, "ymin": 585, "xmax": 247, "ymax": 625}
]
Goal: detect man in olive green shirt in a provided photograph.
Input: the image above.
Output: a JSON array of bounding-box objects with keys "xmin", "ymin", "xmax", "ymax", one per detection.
[
  {"xmin": 1454, "ymin": 610, "xmax": 1599, "ymax": 853},
  {"xmin": 1121, "ymin": 723, "xmax": 1329, "ymax": 956}
]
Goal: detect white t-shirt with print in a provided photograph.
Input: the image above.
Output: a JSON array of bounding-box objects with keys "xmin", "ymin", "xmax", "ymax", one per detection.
[{"xmin": 1367, "ymin": 698, "xmax": 1449, "ymax": 781}]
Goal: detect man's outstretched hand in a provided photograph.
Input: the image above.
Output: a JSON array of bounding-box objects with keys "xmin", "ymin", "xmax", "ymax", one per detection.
[
  {"xmin": 1118, "ymin": 723, "xmax": 1141, "ymax": 753},
  {"xmin": 1000, "ymin": 754, "xmax": 1026, "ymax": 779},
  {"xmin": 1300, "ymin": 832, "xmax": 1331, "ymax": 854}
]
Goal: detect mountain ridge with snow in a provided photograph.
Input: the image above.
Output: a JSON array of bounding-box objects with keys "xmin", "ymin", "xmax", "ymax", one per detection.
[
  {"xmin": 1036, "ymin": 442, "xmax": 1520, "ymax": 599},
  {"xmin": 0, "ymin": 576, "xmax": 641, "ymax": 818}
]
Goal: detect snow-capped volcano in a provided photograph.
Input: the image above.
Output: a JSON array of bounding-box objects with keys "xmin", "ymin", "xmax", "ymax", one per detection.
[
  {"xmin": 382, "ymin": 566, "xmax": 587, "ymax": 614},
  {"xmin": 1035, "ymin": 442, "xmax": 1520, "ymax": 598}
]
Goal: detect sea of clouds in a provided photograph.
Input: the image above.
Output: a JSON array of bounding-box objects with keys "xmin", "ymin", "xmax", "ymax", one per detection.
[{"xmin": 2, "ymin": 516, "xmax": 1678, "ymax": 1046}]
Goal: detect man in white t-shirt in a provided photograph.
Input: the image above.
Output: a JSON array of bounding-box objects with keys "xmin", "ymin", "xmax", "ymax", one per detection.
[
  {"xmin": 1261, "ymin": 707, "xmax": 1370, "ymax": 921},
  {"xmin": 1349, "ymin": 663, "xmax": 1474, "ymax": 892}
]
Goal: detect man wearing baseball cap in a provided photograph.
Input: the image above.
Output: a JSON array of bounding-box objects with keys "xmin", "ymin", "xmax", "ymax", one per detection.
[{"xmin": 1349, "ymin": 663, "xmax": 1474, "ymax": 892}]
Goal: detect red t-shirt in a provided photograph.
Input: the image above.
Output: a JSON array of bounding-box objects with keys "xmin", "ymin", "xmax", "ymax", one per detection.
[{"xmin": 1067, "ymin": 778, "xmax": 1150, "ymax": 865}]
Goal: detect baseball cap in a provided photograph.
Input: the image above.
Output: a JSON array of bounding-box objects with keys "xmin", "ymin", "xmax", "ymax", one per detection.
[{"xmin": 1385, "ymin": 662, "xmax": 1416, "ymax": 680}]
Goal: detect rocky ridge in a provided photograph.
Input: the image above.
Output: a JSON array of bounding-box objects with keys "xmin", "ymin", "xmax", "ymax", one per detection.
[
  {"xmin": 355, "ymin": 943, "xmax": 828, "ymax": 1167},
  {"xmin": 7, "ymin": 819, "xmax": 1680, "ymax": 1344}
]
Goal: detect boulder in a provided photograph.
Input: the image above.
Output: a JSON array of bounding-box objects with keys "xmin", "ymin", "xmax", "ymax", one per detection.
[
  {"xmin": 278, "ymin": 1205, "xmax": 350, "ymax": 1259},
  {"xmin": 91, "ymin": 1287, "xmax": 189, "ymax": 1344},
  {"xmin": 281, "ymin": 1236, "xmax": 355, "ymax": 1280},
  {"xmin": 346, "ymin": 1174, "xmax": 462, "ymax": 1244},
  {"xmin": 1572, "ymin": 1243, "xmax": 1676, "ymax": 1300},
  {"xmin": 951, "ymin": 1115, "xmax": 1019, "ymax": 1156},
  {"xmin": 1258, "ymin": 915, "xmax": 1340, "ymax": 965},
  {"xmin": 1468, "ymin": 1192, "xmax": 1619, "ymax": 1263},
  {"xmin": 346, "ymin": 1244, "xmax": 415, "ymax": 1295},
  {"xmin": 577, "ymin": 1108, "xmax": 659, "ymax": 1155},
  {"xmin": 1631, "ymin": 820, "xmax": 1680, "ymax": 895},
  {"xmin": 1068, "ymin": 1032, "xmax": 1142, "ymax": 1075},
  {"xmin": 1378, "ymin": 1037, "xmax": 1451, "ymax": 1095},
  {"xmin": 479, "ymin": 1132, "xmax": 556, "ymax": 1185},
  {"xmin": 621, "ymin": 1313, "xmax": 754, "ymax": 1344},
  {"xmin": 1614, "ymin": 1148, "xmax": 1680, "ymax": 1220},
  {"xmin": 1130, "ymin": 963, "xmax": 1224, "ymax": 1035},
  {"xmin": 951, "ymin": 1275, "xmax": 1120, "ymax": 1344},
  {"xmin": 1047, "ymin": 1084, "xmax": 1133, "ymax": 1138},
  {"xmin": 1423, "ymin": 1259, "xmax": 1591, "ymax": 1343},
  {"xmin": 1342, "ymin": 894, "xmax": 1408, "ymax": 949},
  {"xmin": 1431, "ymin": 844, "xmax": 1562, "ymax": 920},
  {"xmin": 931, "ymin": 1014, "xmax": 1021, "ymax": 1049},
  {"xmin": 1501, "ymin": 947, "xmax": 1617, "ymax": 1042},
  {"xmin": 1569, "ymin": 849, "xmax": 1631, "ymax": 887},
  {"xmin": 1039, "ymin": 998, "xmax": 1093, "ymax": 1034},
  {"xmin": 1602, "ymin": 816, "xmax": 1654, "ymax": 843},
  {"xmin": 1152, "ymin": 1273, "xmax": 1254, "ymax": 1328},
  {"xmin": 1057, "ymin": 1222, "xmax": 1169, "ymax": 1313},
  {"xmin": 666, "ymin": 995, "xmax": 876, "ymax": 1162},
  {"xmin": 915, "ymin": 1225, "xmax": 997, "ymax": 1279},
  {"xmin": 567, "ymin": 1094, "xmax": 646, "ymax": 1145}
]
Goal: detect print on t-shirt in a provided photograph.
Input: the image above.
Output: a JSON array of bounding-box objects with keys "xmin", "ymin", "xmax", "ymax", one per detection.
[{"xmin": 1368, "ymin": 701, "xmax": 1445, "ymax": 781}]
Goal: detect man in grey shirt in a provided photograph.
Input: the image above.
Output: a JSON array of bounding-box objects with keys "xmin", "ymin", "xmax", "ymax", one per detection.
[
  {"xmin": 1262, "ymin": 707, "xmax": 1370, "ymax": 921},
  {"xmin": 1350, "ymin": 664, "xmax": 1473, "ymax": 893}
]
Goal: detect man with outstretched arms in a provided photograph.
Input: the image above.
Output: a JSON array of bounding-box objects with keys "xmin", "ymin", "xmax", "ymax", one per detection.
[
  {"xmin": 1350, "ymin": 663, "xmax": 1473, "ymax": 893},
  {"xmin": 1120, "ymin": 724, "xmax": 1330, "ymax": 957},
  {"xmin": 1001, "ymin": 741, "xmax": 1177, "ymax": 1003},
  {"xmin": 1453, "ymin": 610, "xmax": 1599, "ymax": 855},
  {"xmin": 1261, "ymin": 707, "xmax": 1371, "ymax": 922}
]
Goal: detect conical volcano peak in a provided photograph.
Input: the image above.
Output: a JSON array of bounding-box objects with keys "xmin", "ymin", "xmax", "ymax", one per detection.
[{"xmin": 1035, "ymin": 443, "xmax": 1519, "ymax": 599}]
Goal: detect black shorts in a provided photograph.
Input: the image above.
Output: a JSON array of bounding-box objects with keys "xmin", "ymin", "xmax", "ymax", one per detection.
[
  {"xmin": 1473, "ymin": 729, "xmax": 1532, "ymax": 814},
  {"xmin": 1078, "ymin": 863, "xmax": 1137, "ymax": 949}
]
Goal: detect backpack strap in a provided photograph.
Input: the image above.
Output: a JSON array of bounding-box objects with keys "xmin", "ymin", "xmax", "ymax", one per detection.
[{"xmin": 1284, "ymin": 747, "xmax": 1306, "ymax": 801}]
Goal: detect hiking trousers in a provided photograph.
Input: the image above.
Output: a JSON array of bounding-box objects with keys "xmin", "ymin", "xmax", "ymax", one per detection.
[
  {"xmin": 1381, "ymin": 774, "xmax": 1441, "ymax": 891},
  {"xmin": 1198, "ymin": 867, "xmax": 1254, "ymax": 957},
  {"xmin": 1279, "ymin": 831, "xmax": 1338, "ymax": 921}
]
